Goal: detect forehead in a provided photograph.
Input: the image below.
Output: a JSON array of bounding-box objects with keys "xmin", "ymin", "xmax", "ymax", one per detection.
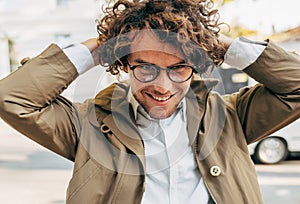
[{"xmin": 129, "ymin": 30, "xmax": 183, "ymax": 59}]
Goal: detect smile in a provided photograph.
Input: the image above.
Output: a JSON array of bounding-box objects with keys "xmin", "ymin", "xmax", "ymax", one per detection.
[
  {"xmin": 148, "ymin": 94, "xmax": 173, "ymax": 102},
  {"xmin": 152, "ymin": 96, "xmax": 171, "ymax": 102}
]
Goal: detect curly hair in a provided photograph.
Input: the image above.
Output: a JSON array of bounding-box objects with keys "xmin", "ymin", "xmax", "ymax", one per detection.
[{"xmin": 96, "ymin": 0, "xmax": 227, "ymax": 75}]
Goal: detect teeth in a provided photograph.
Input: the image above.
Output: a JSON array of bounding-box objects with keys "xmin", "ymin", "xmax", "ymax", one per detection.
[{"xmin": 152, "ymin": 95, "xmax": 170, "ymax": 101}]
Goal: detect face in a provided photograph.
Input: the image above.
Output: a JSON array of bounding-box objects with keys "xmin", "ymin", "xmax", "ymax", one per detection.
[{"xmin": 128, "ymin": 30, "xmax": 192, "ymax": 119}]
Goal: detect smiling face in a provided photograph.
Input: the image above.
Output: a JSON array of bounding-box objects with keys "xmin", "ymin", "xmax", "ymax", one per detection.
[{"xmin": 128, "ymin": 31, "xmax": 192, "ymax": 119}]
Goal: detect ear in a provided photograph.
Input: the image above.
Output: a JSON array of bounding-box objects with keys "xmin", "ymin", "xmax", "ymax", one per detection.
[{"xmin": 123, "ymin": 65, "xmax": 129, "ymax": 73}]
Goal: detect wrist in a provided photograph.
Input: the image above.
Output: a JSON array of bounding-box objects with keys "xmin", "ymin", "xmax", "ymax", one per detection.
[{"xmin": 81, "ymin": 38, "xmax": 99, "ymax": 53}]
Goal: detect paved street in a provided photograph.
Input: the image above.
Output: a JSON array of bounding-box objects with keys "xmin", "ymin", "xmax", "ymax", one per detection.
[
  {"xmin": 256, "ymin": 159, "xmax": 300, "ymax": 204},
  {"xmin": 0, "ymin": 119, "xmax": 73, "ymax": 204},
  {"xmin": 1, "ymin": 118, "xmax": 300, "ymax": 204}
]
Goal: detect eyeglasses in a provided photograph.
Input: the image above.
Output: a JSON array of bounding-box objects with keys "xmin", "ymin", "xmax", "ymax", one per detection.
[{"xmin": 129, "ymin": 63, "xmax": 195, "ymax": 83}]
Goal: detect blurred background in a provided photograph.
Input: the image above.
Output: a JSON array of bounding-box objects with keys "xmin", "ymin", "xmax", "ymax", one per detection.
[{"xmin": 0, "ymin": 0, "xmax": 300, "ymax": 203}]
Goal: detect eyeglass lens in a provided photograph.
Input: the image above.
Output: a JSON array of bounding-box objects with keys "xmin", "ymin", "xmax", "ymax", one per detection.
[{"xmin": 133, "ymin": 64, "xmax": 193, "ymax": 82}]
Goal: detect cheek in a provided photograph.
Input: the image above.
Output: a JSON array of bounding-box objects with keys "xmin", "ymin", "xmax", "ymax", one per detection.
[
  {"xmin": 178, "ymin": 80, "xmax": 191, "ymax": 94},
  {"xmin": 129, "ymin": 73, "xmax": 145, "ymax": 95}
]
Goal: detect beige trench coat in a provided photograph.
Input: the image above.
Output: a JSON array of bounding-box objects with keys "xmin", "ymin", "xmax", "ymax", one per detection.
[{"xmin": 0, "ymin": 41, "xmax": 299, "ymax": 204}]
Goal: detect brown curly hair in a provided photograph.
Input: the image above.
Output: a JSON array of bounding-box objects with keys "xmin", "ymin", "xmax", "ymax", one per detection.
[{"xmin": 96, "ymin": 0, "xmax": 227, "ymax": 75}]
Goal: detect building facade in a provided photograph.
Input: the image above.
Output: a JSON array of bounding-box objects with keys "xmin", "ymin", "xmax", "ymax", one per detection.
[
  {"xmin": 0, "ymin": 0, "xmax": 119, "ymax": 102},
  {"xmin": 0, "ymin": 0, "xmax": 104, "ymax": 76}
]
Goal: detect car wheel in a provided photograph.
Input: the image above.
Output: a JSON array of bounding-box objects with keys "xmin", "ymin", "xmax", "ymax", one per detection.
[{"xmin": 254, "ymin": 137, "xmax": 288, "ymax": 164}]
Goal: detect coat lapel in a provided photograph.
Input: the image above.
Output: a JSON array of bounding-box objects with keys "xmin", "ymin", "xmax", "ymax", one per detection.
[
  {"xmin": 94, "ymin": 83, "xmax": 146, "ymax": 171},
  {"xmin": 92, "ymin": 78, "xmax": 218, "ymax": 172},
  {"xmin": 186, "ymin": 79, "xmax": 219, "ymax": 147}
]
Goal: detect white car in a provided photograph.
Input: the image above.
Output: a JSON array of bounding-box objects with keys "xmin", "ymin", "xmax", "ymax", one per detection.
[{"xmin": 248, "ymin": 119, "xmax": 300, "ymax": 164}]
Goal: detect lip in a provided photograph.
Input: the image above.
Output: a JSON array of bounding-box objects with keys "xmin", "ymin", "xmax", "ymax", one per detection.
[{"xmin": 145, "ymin": 92, "xmax": 174, "ymax": 105}]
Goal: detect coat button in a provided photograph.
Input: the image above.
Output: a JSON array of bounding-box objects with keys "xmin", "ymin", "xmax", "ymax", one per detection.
[
  {"xmin": 210, "ymin": 165, "xmax": 221, "ymax": 177},
  {"xmin": 20, "ymin": 57, "xmax": 30, "ymax": 65}
]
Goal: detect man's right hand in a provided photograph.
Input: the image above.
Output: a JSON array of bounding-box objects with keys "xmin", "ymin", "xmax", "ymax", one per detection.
[{"xmin": 81, "ymin": 38, "xmax": 100, "ymax": 66}]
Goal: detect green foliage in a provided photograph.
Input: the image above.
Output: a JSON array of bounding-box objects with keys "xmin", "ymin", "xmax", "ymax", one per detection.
[{"xmin": 5, "ymin": 36, "xmax": 18, "ymax": 70}]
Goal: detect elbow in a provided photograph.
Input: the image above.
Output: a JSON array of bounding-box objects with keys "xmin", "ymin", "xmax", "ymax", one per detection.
[
  {"xmin": 0, "ymin": 86, "xmax": 25, "ymax": 122},
  {"xmin": 0, "ymin": 85, "xmax": 8, "ymax": 115}
]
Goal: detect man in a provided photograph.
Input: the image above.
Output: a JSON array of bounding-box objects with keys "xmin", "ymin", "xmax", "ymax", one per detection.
[{"xmin": 0, "ymin": 0, "xmax": 299, "ymax": 203}]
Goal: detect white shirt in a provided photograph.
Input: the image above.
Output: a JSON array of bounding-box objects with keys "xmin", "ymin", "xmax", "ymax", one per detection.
[
  {"xmin": 128, "ymin": 93, "xmax": 210, "ymax": 204},
  {"xmin": 62, "ymin": 37, "xmax": 266, "ymax": 203}
]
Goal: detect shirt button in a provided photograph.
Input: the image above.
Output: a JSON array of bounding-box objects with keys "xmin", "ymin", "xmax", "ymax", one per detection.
[
  {"xmin": 210, "ymin": 165, "xmax": 221, "ymax": 177},
  {"xmin": 20, "ymin": 57, "xmax": 30, "ymax": 65}
]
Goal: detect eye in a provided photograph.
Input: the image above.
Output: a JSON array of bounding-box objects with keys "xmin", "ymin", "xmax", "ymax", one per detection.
[
  {"xmin": 169, "ymin": 64, "xmax": 189, "ymax": 73},
  {"xmin": 168, "ymin": 64, "xmax": 194, "ymax": 82},
  {"xmin": 137, "ymin": 64, "xmax": 157, "ymax": 74}
]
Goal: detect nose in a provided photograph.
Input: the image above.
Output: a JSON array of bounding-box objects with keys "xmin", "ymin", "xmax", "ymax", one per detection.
[{"xmin": 152, "ymin": 69, "xmax": 173, "ymax": 91}]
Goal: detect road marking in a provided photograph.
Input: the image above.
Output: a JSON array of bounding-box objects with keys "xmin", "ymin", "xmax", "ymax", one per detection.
[{"xmin": 275, "ymin": 189, "xmax": 290, "ymax": 197}]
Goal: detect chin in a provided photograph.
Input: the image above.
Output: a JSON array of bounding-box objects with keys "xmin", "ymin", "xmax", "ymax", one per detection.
[{"xmin": 146, "ymin": 106, "xmax": 175, "ymax": 119}]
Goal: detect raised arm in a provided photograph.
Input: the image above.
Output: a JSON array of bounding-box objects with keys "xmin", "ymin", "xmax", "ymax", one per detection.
[
  {"xmin": 0, "ymin": 39, "xmax": 100, "ymax": 161},
  {"xmin": 224, "ymin": 39, "xmax": 300, "ymax": 144}
]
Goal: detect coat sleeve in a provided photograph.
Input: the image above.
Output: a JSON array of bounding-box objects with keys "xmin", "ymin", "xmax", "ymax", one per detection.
[
  {"xmin": 229, "ymin": 40, "xmax": 300, "ymax": 144},
  {"xmin": 0, "ymin": 44, "xmax": 80, "ymax": 161}
]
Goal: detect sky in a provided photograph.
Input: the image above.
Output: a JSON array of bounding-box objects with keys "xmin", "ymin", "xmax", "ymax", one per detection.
[{"xmin": 219, "ymin": 0, "xmax": 300, "ymax": 37}]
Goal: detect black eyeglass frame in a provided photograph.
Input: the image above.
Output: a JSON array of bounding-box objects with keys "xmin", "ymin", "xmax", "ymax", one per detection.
[{"xmin": 128, "ymin": 63, "xmax": 195, "ymax": 83}]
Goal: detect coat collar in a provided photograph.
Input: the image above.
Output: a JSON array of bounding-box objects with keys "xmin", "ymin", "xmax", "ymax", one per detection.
[
  {"xmin": 94, "ymin": 78, "xmax": 219, "ymax": 112},
  {"xmin": 92, "ymin": 77, "xmax": 219, "ymax": 157}
]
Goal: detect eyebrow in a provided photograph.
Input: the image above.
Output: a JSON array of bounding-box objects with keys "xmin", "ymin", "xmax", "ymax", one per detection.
[{"xmin": 133, "ymin": 58, "xmax": 187, "ymax": 66}]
